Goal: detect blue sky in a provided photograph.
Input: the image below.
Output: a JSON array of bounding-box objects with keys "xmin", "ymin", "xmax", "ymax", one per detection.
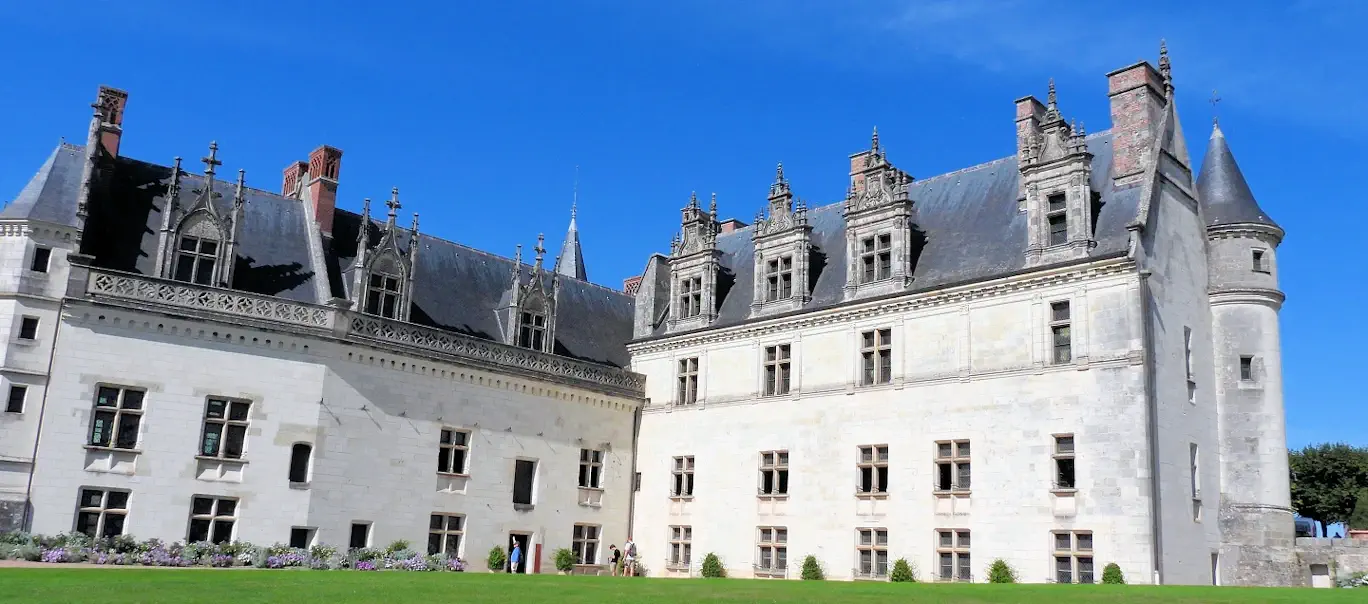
[{"xmin": 1, "ymin": 1, "xmax": 1363, "ymax": 447}]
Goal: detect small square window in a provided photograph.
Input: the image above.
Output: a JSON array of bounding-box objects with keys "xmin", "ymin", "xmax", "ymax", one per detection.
[
  {"xmin": 1251, "ymin": 249, "xmax": 1268, "ymax": 273},
  {"xmin": 30, "ymin": 247, "xmax": 51, "ymax": 273},
  {"xmin": 1239, "ymin": 356, "xmax": 1254, "ymax": 381},
  {"xmin": 6, "ymin": 385, "xmax": 26, "ymax": 413},
  {"xmin": 18, "ymin": 317, "xmax": 38, "ymax": 341}
]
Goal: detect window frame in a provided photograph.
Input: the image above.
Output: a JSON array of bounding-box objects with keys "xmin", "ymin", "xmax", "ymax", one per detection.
[
  {"xmin": 572, "ymin": 523, "xmax": 601, "ymax": 565},
  {"xmin": 765, "ymin": 255, "xmax": 795, "ymax": 301},
  {"xmin": 30, "ymin": 246, "xmax": 52, "ymax": 273},
  {"xmin": 1053, "ymin": 434, "xmax": 1076, "ymax": 491},
  {"xmin": 427, "ymin": 513, "xmax": 465, "ymax": 557},
  {"xmin": 1051, "ymin": 530, "xmax": 1095, "ymax": 584},
  {"xmin": 858, "ymin": 233, "xmax": 893, "ymax": 284},
  {"xmin": 857, "ymin": 445, "xmax": 890, "ymax": 497},
  {"xmin": 758, "ymin": 450, "xmax": 789, "ymax": 498},
  {"xmin": 364, "ymin": 271, "xmax": 403, "ymax": 319},
  {"xmin": 762, "ymin": 344, "xmax": 792, "ymax": 397},
  {"xmin": 74, "ymin": 487, "xmax": 129, "ymax": 539},
  {"xmin": 1239, "ymin": 355, "xmax": 1254, "ymax": 381},
  {"xmin": 17, "ymin": 316, "xmax": 38, "ymax": 341},
  {"xmin": 197, "ymin": 397, "xmax": 251, "ymax": 460},
  {"xmin": 87, "ymin": 385, "xmax": 145, "ymax": 451},
  {"xmin": 1251, "ymin": 248, "xmax": 1269, "ymax": 273},
  {"xmin": 935, "ymin": 529, "xmax": 972, "ymax": 582},
  {"xmin": 578, "ymin": 448, "xmax": 604, "ymax": 489},
  {"xmin": 934, "ymin": 440, "xmax": 971, "ymax": 493},
  {"xmin": 349, "ymin": 521, "xmax": 371, "ymax": 549},
  {"xmin": 438, "ymin": 428, "xmax": 471, "ymax": 475},
  {"xmin": 5, "ymin": 384, "xmax": 25, "ymax": 413},
  {"xmin": 288, "ymin": 442, "xmax": 312, "ymax": 485},
  {"xmin": 678, "ymin": 276, "xmax": 703, "ymax": 318},
  {"xmin": 671, "ymin": 455, "xmax": 695, "ymax": 499},
  {"xmin": 173, "ymin": 234, "xmax": 219, "ymax": 286},
  {"xmin": 186, "ymin": 495, "xmax": 236, "ymax": 544},
  {"xmin": 677, "ymin": 357, "xmax": 699, "ymax": 405},
  {"xmin": 856, "ymin": 528, "xmax": 889, "ymax": 579},
  {"xmin": 1046, "ymin": 192, "xmax": 1068, "ymax": 246},
  {"xmin": 859, "ymin": 328, "xmax": 893, "ymax": 386},
  {"xmin": 668, "ymin": 525, "xmax": 693, "ymax": 569},
  {"xmin": 755, "ymin": 526, "xmax": 788, "ymax": 577},
  {"xmin": 517, "ymin": 310, "xmax": 547, "ymax": 350}
]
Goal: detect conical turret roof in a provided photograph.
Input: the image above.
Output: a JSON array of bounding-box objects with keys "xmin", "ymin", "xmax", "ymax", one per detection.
[{"xmin": 1197, "ymin": 122, "xmax": 1279, "ymax": 230}]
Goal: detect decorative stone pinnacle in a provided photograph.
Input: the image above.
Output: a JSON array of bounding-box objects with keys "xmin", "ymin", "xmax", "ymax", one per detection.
[
  {"xmin": 386, "ymin": 187, "xmax": 401, "ymax": 218},
  {"xmin": 201, "ymin": 141, "xmax": 222, "ymax": 176},
  {"xmin": 776, "ymin": 162, "xmax": 784, "ymax": 183},
  {"xmin": 871, "ymin": 127, "xmax": 880, "ymax": 153},
  {"xmin": 1159, "ymin": 39, "xmax": 1172, "ymax": 86},
  {"xmin": 689, "ymin": 191, "xmax": 698, "ymax": 208},
  {"xmin": 514, "ymin": 243, "xmax": 522, "ymax": 265},
  {"xmin": 709, "ymin": 192, "xmax": 717, "ymax": 217},
  {"xmin": 535, "ymin": 233, "xmax": 546, "ymax": 258},
  {"xmin": 360, "ymin": 197, "xmax": 371, "ymax": 218},
  {"xmin": 1047, "ymin": 78, "xmax": 1057, "ymax": 109},
  {"xmin": 411, "ymin": 212, "xmax": 420, "ymax": 233}
]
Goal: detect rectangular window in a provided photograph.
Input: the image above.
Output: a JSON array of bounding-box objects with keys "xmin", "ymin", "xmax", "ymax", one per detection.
[
  {"xmin": 678, "ymin": 276, "xmax": 703, "ymax": 318},
  {"xmin": 634, "ymin": 471, "xmax": 641, "ymax": 492},
  {"xmin": 936, "ymin": 529, "xmax": 971, "ymax": 581},
  {"xmin": 1184, "ymin": 326, "xmax": 1193, "ymax": 379},
  {"xmin": 856, "ymin": 528, "xmax": 889, "ymax": 579},
  {"xmin": 1054, "ymin": 435, "xmax": 1076, "ymax": 490},
  {"xmin": 756, "ymin": 526, "xmax": 788, "ymax": 575},
  {"xmin": 187, "ymin": 496, "xmax": 236, "ymax": 544},
  {"xmin": 858, "ymin": 234, "xmax": 893, "ymax": 283},
  {"xmin": 5, "ymin": 385, "xmax": 25, "ymax": 413},
  {"xmin": 30, "ymin": 246, "xmax": 51, "ymax": 273},
  {"xmin": 677, "ymin": 357, "xmax": 699, "ymax": 404},
  {"xmin": 364, "ymin": 273, "xmax": 402, "ymax": 319},
  {"xmin": 766, "ymin": 256, "xmax": 794, "ymax": 301},
  {"xmin": 513, "ymin": 459, "xmax": 536, "ymax": 506},
  {"xmin": 762, "ymin": 344, "xmax": 791, "ymax": 396},
  {"xmin": 1251, "ymin": 249, "xmax": 1267, "ymax": 273},
  {"xmin": 1049, "ymin": 301, "xmax": 1071, "ymax": 364},
  {"xmin": 758, "ymin": 450, "xmax": 789, "ymax": 497},
  {"xmin": 349, "ymin": 522, "xmax": 370, "ymax": 549},
  {"xmin": 1047, "ymin": 193, "xmax": 1068, "ymax": 245},
  {"xmin": 18, "ymin": 317, "xmax": 38, "ymax": 341},
  {"xmin": 437, "ymin": 428, "xmax": 469, "ymax": 474},
  {"xmin": 579, "ymin": 449, "xmax": 603, "ymax": 489},
  {"xmin": 1239, "ymin": 356, "xmax": 1254, "ymax": 381},
  {"xmin": 935, "ymin": 440, "xmax": 971, "ymax": 492},
  {"xmin": 669, "ymin": 525, "xmax": 693, "ymax": 568},
  {"xmin": 199, "ymin": 397, "xmax": 250, "ymax": 459},
  {"xmin": 75, "ymin": 488, "xmax": 129, "ymax": 538},
  {"xmin": 289, "ymin": 527, "xmax": 315, "ymax": 549},
  {"xmin": 1190, "ymin": 443, "xmax": 1201, "ymax": 522},
  {"xmin": 671, "ymin": 456, "xmax": 695, "ymax": 498},
  {"xmin": 517, "ymin": 311, "xmax": 547, "ymax": 350},
  {"xmin": 572, "ymin": 524, "xmax": 600, "ymax": 564},
  {"xmin": 1052, "ymin": 530, "xmax": 1095, "ymax": 583},
  {"xmin": 857, "ymin": 445, "xmax": 889, "ymax": 495},
  {"xmin": 174, "ymin": 236, "xmax": 218, "ymax": 285},
  {"xmin": 860, "ymin": 328, "xmax": 892, "ymax": 386},
  {"xmin": 88, "ymin": 385, "xmax": 144, "ymax": 450},
  {"xmin": 427, "ymin": 514, "xmax": 464, "ymax": 556}
]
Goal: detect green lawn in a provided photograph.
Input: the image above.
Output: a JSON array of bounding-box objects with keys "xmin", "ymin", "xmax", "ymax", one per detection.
[{"xmin": 0, "ymin": 569, "xmax": 1356, "ymax": 603}]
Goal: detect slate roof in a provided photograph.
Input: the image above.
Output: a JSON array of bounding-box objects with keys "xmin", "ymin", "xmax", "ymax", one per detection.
[
  {"xmin": 646, "ymin": 131, "xmax": 1141, "ymax": 337},
  {"xmin": 553, "ymin": 210, "xmax": 587, "ymax": 281},
  {"xmin": 1196, "ymin": 123, "xmax": 1279, "ymax": 230},
  {"xmin": 5, "ymin": 143, "xmax": 635, "ymax": 368}
]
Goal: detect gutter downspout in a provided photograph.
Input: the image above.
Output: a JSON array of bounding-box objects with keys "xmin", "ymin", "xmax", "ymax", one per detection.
[
  {"xmin": 21, "ymin": 296, "xmax": 67, "ymax": 532},
  {"xmin": 1137, "ymin": 267, "xmax": 1164, "ymax": 584},
  {"xmin": 626, "ymin": 401, "xmax": 643, "ymax": 540}
]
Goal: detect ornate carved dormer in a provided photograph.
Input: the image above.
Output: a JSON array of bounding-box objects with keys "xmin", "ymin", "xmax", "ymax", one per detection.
[
  {"xmin": 1018, "ymin": 80, "xmax": 1096, "ymax": 267},
  {"xmin": 751, "ymin": 163, "xmax": 812, "ymax": 317},
  {"xmin": 667, "ymin": 192, "xmax": 722, "ymax": 332},
  {"xmin": 350, "ymin": 187, "xmax": 419, "ymax": 321},
  {"xmin": 842, "ymin": 128, "xmax": 915, "ymax": 301},
  {"xmin": 154, "ymin": 142, "xmax": 245, "ymax": 288},
  {"xmin": 501, "ymin": 235, "xmax": 559, "ymax": 353}
]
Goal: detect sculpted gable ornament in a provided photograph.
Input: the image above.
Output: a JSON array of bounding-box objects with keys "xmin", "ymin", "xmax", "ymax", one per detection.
[
  {"xmin": 667, "ymin": 192, "xmax": 723, "ymax": 332},
  {"xmin": 153, "ymin": 141, "xmax": 245, "ymax": 288},
  {"xmin": 841, "ymin": 128, "xmax": 920, "ymax": 302},
  {"xmin": 751, "ymin": 163, "xmax": 813, "ymax": 317},
  {"xmin": 350, "ymin": 187, "xmax": 420, "ymax": 321},
  {"xmin": 1017, "ymin": 80, "xmax": 1096, "ymax": 267}
]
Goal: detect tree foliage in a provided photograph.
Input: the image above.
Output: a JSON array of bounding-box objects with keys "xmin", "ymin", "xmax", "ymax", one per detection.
[
  {"xmin": 1351, "ymin": 489, "xmax": 1368, "ymax": 531},
  {"xmin": 1289, "ymin": 443, "xmax": 1368, "ymax": 535},
  {"xmin": 553, "ymin": 547, "xmax": 575, "ymax": 573},
  {"xmin": 700, "ymin": 553, "xmax": 725, "ymax": 578},
  {"xmin": 800, "ymin": 555, "xmax": 824, "ymax": 580},
  {"xmin": 1102, "ymin": 562, "xmax": 1125, "ymax": 584},
  {"xmin": 485, "ymin": 546, "xmax": 506, "ymax": 572},
  {"xmin": 890, "ymin": 558, "xmax": 917, "ymax": 583},
  {"xmin": 987, "ymin": 559, "xmax": 1017, "ymax": 583}
]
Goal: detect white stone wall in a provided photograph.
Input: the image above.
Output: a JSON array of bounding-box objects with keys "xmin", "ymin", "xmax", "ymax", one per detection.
[
  {"xmin": 631, "ymin": 265, "xmax": 1161, "ymax": 583},
  {"xmin": 25, "ymin": 302, "xmax": 637, "ymax": 572}
]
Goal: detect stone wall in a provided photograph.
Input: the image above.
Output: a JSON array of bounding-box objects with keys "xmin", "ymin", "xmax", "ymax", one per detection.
[{"xmin": 1294, "ymin": 537, "xmax": 1368, "ymax": 587}]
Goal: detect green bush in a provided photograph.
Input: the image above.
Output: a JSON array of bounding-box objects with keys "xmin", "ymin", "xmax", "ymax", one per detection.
[
  {"xmin": 1350, "ymin": 489, "xmax": 1368, "ymax": 531},
  {"xmin": 486, "ymin": 545, "xmax": 507, "ymax": 572},
  {"xmin": 800, "ymin": 555, "xmax": 824, "ymax": 580},
  {"xmin": 385, "ymin": 539, "xmax": 411, "ymax": 554},
  {"xmin": 553, "ymin": 547, "xmax": 576, "ymax": 573},
  {"xmin": 1102, "ymin": 562, "xmax": 1125, "ymax": 584},
  {"xmin": 987, "ymin": 558, "xmax": 1017, "ymax": 583},
  {"xmin": 701, "ymin": 552, "xmax": 725, "ymax": 578},
  {"xmin": 890, "ymin": 557, "xmax": 916, "ymax": 582}
]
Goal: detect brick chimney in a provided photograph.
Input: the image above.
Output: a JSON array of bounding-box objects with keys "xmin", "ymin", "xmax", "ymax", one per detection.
[
  {"xmin": 1106, "ymin": 60, "xmax": 1167, "ymax": 184},
  {"xmin": 718, "ymin": 218, "xmax": 748, "ymax": 234},
  {"xmin": 94, "ymin": 86, "xmax": 129, "ymax": 157},
  {"xmin": 622, "ymin": 275, "xmax": 642, "ymax": 296},
  {"xmin": 282, "ymin": 146, "xmax": 343, "ymax": 236}
]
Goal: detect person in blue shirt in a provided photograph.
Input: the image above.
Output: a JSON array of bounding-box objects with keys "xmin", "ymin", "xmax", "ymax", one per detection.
[{"xmin": 510, "ymin": 542, "xmax": 523, "ymax": 573}]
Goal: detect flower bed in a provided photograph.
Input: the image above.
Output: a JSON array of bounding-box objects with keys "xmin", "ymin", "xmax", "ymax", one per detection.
[{"xmin": 0, "ymin": 531, "xmax": 465, "ymax": 572}]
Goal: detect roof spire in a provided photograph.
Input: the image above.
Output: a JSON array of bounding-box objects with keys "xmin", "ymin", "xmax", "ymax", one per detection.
[
  {"xmin": 871, "ymin": 126, "xmax": 880, "ymax": 154},
  {"xmin": 1197, "ymin": 121, "xmax": 1279, "ymax": 231},
  {"xmin": 709, "ymin": 192, "xmax": 717, "ymax": 219},
  {"xmin": 688, "ymin": 191, "xmax": 699, "ymax": 208},
  {"xmin": 1210, "ymin": 88, "xmax": 1222, "ymax": 126},
  {"xmin": 554, "ymin": 169, "xmax": 588, "ymax": 281},
  {"xmin": 1159, "ymin": 39, "xmax": 1173, "ymax": 93},
  {"xmin": 533, "ymin": 233, "xmax": 546, "ymax": 271},
  {"xmin": 775, "ymin": 162, "xmax": 785, "ymax": 184},
  {"xmin": 1047, "ymin": 78, "xmax": 1057, "ymax": 110},
  {"xmin": 385, "ymin": 187, "xmax": 401, "ymax": 224}
]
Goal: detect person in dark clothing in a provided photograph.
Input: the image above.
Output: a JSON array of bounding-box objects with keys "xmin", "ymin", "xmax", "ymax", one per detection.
[{"xmin": 609, "ymin": 545, "xmax": 622, "ymax": 576}]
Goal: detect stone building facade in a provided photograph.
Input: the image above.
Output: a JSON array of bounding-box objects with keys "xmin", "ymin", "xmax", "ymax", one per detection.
[{"xmin": 0, "ymin": 44, "xmax": 1348, "ymax": 586}]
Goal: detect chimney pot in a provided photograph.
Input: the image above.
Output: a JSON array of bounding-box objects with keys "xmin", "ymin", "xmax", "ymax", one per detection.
[
  {"xmin": 1106, "ymin": 61, "xmax": 1167, "ymax": 183},
  {"xmin": 305, "ymin": 145, "xmax": 343, "ymax": 236},
  {"xmin": 718, "ymin": 218, "xmax": 748, "ymax": 234},
  {"xmin": 95, "ymin": 86, "xmax": 129, "ymax": 157}
]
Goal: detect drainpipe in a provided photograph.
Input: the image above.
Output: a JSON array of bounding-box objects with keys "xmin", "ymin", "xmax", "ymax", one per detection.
[
  {"xmin": 21, "ymin": 296, "xmax": 68, "ymax": 532},
  {"xmin": 626, "ymin": 400, "xmax": 643, "ymax": 540},
  {"xmin": 1138, "ymin": 268, "xmax": 1164, "ymax": 584}
]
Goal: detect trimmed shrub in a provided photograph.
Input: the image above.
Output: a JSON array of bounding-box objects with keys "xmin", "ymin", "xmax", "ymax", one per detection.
[
  {"xmin": 801, "ymin": 555, "xmax": 824, "ymax": 580},
  {"xmin": 890, "ymin": 557, "xmax": 916, "ymax": 583},
  {"xmin": 553, "ymin": 547, "xmax": 576, "ymax": 573},
  {"xmin": 1102, "ymin": 562, "xmax": 1125, "ymax": 584},
  {"xmin": 486, "ymin": 545, "xmax": 507, "ymax": 572},
  {"xmin": 701, "ymin": 552, "xmax": 725, "ymax": 578},
  {"xmin": 987, "ymin": 558, "xmax": 1017, "ymax": 583},
  {"xmin": 385, "ymin": 539, "xmax": 411, "ymax": 554}
]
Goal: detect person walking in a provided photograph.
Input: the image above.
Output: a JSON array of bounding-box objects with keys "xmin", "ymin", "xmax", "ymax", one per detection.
[
  {"xmin": 623, "ymin": 537, "xmax": 637, "ymax": 577},
  {"xmin": 608, "ymin": 544, "xmax": 622, "ymax": 576},
  {"xmin": 510, "ymin": 541, "xmax": 523, "ymax": 574}
]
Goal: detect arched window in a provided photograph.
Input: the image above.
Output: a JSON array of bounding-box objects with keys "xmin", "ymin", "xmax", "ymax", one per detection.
[
  {"xmin": 289, "ymin": 443, "xmax": 312, "ymax": 484},
  {"xmin": 174, "ymin": 215, "xmax": 222, "ymax": 285}
]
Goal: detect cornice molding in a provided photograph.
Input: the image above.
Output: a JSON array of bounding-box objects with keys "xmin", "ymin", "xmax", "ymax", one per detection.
[{"xmin": 1208, "ymin": 287, "xmax": 1285, "ymax": 310}]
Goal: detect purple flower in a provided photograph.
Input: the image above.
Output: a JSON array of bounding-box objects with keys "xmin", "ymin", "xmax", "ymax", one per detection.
[
  {"xmin": 447, "ymin": 557, "xmax": 465, "ymax": 572},
  {"xmin": 355, "ymin": 560, "xmax": 377, "ymax": 571},
  {"xmin": 40, "ymin": 549, "xmax": 67, "ymax": 563}
]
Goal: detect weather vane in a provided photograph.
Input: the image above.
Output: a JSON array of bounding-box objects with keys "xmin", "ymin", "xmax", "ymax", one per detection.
[{"xmin": 1210, "ymin": 89, "xmax": 1222, "ymax": 124}]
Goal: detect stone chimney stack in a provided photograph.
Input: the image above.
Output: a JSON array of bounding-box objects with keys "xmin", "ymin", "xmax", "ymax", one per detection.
[
  {"xmin": 282, "ymin": 146, "xmax": 343, "ymax": 236},
  {"xmin": 1106, "ymin": 60, "xmax": 1167, "ymax": 184},
  {"xmin": 1014, "ymin": 94, "xmax": 1047, "ymax": 198},
  {"xmin": 281, "ymin": 161, "xmax": 307, "ymax": 199},
  {"xmin": 94, "ymin": 86, "xmax": 129, "ymax": 157}
]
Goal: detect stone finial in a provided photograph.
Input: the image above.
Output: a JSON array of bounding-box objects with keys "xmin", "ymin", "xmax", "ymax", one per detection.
[
  {"xmin": 233, "ymin": 168, "xmax": 246, "ymax": 208},
  {"xmin": 688, "ymin": 191, "xmax": 699, "ymax": 208},
  {"xmin": 775, "ymin": 162, "xmax": 785, "ymax": 184},
  {"xmin": 1159, "ymin": 39, "xmax": 1172, "ymax": 92},
  {"xmin": 167, "ymin": 157, "xmax": 183, "ymax": 206},
  {"xmin": 411, "ymin": 212, "xmax": 420, "ymax": 234},
  {"xmin": 1047, "ymin": 79, "xmax": 1057, "ymax": 109},
  {"xmin": 385, "ymin": 187, "xmax": 401, "ymax": 221},
  {"xmin": 709, "ymin": 192, "xmax": 717, "ymax": 218},
  {"xmin": 871, "ymin": 126, "xmax": 880, "ymax": 154},
  {"xmin": 201, "ymin": 141, "xmax": 222, "ymax": 177}
]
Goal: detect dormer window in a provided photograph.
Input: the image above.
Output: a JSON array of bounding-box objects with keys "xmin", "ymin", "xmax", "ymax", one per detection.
[
  {"xmin": 860, "ymin": 234, "xmax": 892, "ymax": 283},
  {"xmin": 765, "ymin": 256, "xmax": 793, "ymax": 301},
  {"xmin": 365, "ymin": 272, "xmax": 402, "ymax": 319},
  {"xmin": 517, "ymin": 311, "xmax": 547, "ymax": 350},
  {"xmin": 1047, "ymin": 193, "xmax": 1068, "ymax": 246},
  {"xmin": 174, "ymin": 235, "xmax": 219, "ymax": 286},
  {"xmin": 678, "ymin": 276, "xmax": 703, "ymax": 318}
]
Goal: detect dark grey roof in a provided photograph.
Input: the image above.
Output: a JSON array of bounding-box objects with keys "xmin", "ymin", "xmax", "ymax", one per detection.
[
  {"xmin": 1, "ymin": 143, "xmax": 85, "ymax": 226},
  {"xmin": 554, "ymin": 210, "xmax": 587, "ymax": 281},
  {"xmin": 328, "ymin": 210, "xmax": 633, "ymax": 367},
  {"xmin": 1196, "ymin": 123, "xmax": 1279, "ymax": 230},
  {"xmin": 649, "ymin": 131, "xmax": 1139, "ymax": 337},
  {"xmin": 80, "ymin": 153, "xmax": 325, "ymax": 304}
]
